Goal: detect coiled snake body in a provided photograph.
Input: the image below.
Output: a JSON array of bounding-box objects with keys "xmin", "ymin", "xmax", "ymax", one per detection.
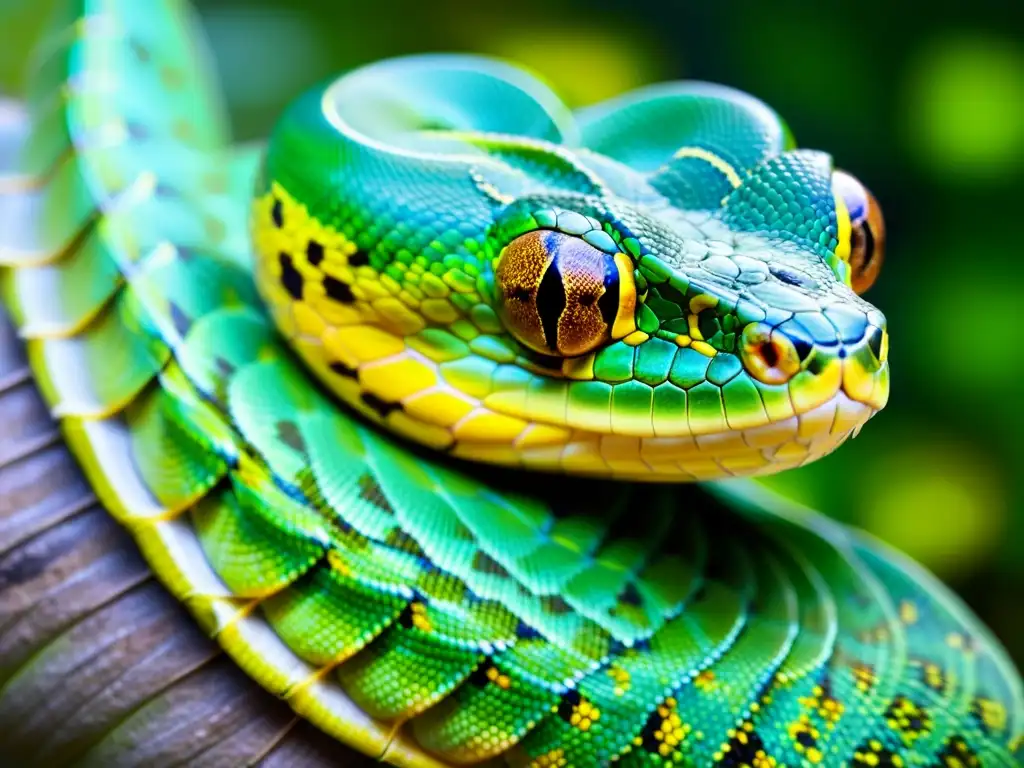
[{"xmin": 0, "ymin": 1, "xmax": 1020, "ymax": 765}]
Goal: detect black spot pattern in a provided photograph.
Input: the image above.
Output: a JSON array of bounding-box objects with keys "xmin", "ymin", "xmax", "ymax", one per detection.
[
  {"xmin": 851, "ymin": 740, "xmax": 904, "ymax": 767},
  {"xmin": 468, "ymin": 661, "xmax": 495, "ymax": 688},
  {"xmin": 716, "ymin": 723, "xmax": 770, "ymax": 766},
  {"xmin": 328, "ymin": 360, "xmax": 358, "ymax": 378},
  {"xmin": 472, "ymin": 550, "xmax": 511, "ymax": 578},
  {"xmin": 639, "ymin": 707, "xmax": 665, "ymax": 753},
  {"xmin": 542, "ymin": 595, "xmax": 572, "ymax": 615},
  {"xmin": 515, "ymin": 621, "xmax": 541, "ymax": 640},
  {"xmin": 349, "ymin": 250, "xmax": 370, "ymax": 267},
  {"xmin": 279, "ymin": 253, "xmax": 303, "ymax": 300},
  {"xmin": 384, "ymin": 528, "xmax": 426, "ymax": 558},
  {"xmin": 271, "ymin": 199, "xmax": 284, "ymax": 227},
  {"xmin": 361, "ymin": 392, "xmax": 400, "ymax": 419},
  {"xmin": 397, "ymin": 602, "xmax": 418, "ymax": 629},
  {"xmin": 276, "ymin": 420, "xmax": 305, "ymax": 453},
  {"xmin": 324, "ymin": 276, "xmax": 355, "ymax": 304},
  {"xmin": 885, "ymin": 695, "xmax": 932, "ymax": 742},
  {"xmin": 936, "ymin": 735, "xmax": 980, "ymax": 767},
  {"xmin": 556, "ymin": 689, "xmax": 582, "ymax": 723},
  {"xmin": 306, "ymin": 240, "xmax": 324, "ymax": 266},
  {"xmin": 358, "ymin": 474, "xmax": 393, "ymax": 513}
]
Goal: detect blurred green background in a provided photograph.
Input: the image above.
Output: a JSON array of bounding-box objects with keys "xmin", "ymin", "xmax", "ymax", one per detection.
[{"xmin": 1, "ymin": 0, "xmax": 1022, "ymax": 662}]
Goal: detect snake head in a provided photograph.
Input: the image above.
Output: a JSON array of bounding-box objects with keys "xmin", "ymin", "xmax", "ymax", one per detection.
[
  {"xmin": 254, "ymin": 60, "xmax": 888, "ymax": 480},
  {"xmin": 477, "ymin": 88, "xmax": 888, "ymax": 481},
  {"xmin": 481, "ymin": 123, "xmax": 889, "ymax": 477}
]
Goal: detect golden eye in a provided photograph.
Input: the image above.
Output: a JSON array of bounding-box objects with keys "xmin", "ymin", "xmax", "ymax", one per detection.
[
  {"xmin": 740, "ymin": 322, "xmax": 801, "ymax": 385},
  {"xmin": 494, "ymin": 230, "xmax": 636, "ymax": 357},
  {"xmin": 834, "ymin": 170, "xmax": 886, "ymax": 294}
]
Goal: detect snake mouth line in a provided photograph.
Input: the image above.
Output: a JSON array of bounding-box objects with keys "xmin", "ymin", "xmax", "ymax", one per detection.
[{"xmin": 442, "ymin": 388, "xmax": 882, "ymax": 481}]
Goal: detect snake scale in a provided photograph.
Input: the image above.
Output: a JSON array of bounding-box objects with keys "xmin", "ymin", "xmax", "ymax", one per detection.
[{"xmin": 0, "ymin": 1, "xmax": 1021, "ymax": 765}]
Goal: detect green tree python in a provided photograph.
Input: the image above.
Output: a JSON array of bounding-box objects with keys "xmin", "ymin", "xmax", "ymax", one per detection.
[{"xmin": 0, "ymin": 1, "xmax": 1021, "ymax": 765}]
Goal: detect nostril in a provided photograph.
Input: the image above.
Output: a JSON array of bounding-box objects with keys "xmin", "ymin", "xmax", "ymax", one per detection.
[{"xmin": 866, "ymin": 325, "xmax": 888, "ymax": 364}]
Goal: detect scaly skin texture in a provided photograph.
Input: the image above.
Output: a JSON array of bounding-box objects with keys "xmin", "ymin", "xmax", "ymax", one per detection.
[
  {"xmin": 0, "ymin": 1, "xmax": 1021, "ymax": 766},
  {"xmin": 251, "ymin": 61, "xmax": 889, "ymax": 481}
]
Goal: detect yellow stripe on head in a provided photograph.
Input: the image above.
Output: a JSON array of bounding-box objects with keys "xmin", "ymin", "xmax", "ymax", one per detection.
[{"xmin": 672, "ymin": 146, "xmax": 743, "ymax": 189}]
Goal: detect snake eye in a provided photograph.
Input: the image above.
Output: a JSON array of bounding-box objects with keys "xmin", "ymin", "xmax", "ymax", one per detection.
[
  {"xmin": 495, "ymin": 230, "xmax": 636, "ymax": 357},
  {"xmin": 833, "ymin": 170, "xmax": 886, "ymax": 295},
  {"xmin": 740, "ymin": 322, "xmax": 801, "ymax": 385}
]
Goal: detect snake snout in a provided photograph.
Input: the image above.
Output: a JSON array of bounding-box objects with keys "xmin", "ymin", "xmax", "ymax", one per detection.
[
  {"xmin": 802, "ymin": 304, "xmax": 889, "ymax": 412},
  {"xmin": 837, "ymin": 311, "xmax": 889, "ymax": 411},
  {"xmin": 739, "ymin": 304, "xmax": 889, "ymax": 417}
]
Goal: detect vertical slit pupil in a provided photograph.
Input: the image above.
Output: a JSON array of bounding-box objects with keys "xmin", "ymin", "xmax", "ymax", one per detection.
[
  {"xmin": 535, "ymin": 261, "xmax": 567, "ymax": 352},
  {"xmin": 860, "ymin": 224, "xmax": 876, "ymax": 268}
]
